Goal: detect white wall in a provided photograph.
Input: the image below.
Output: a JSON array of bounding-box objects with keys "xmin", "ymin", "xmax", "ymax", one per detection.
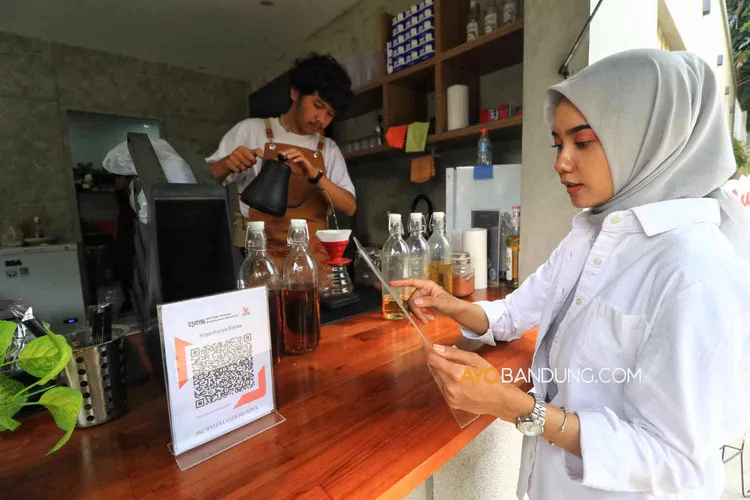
[
  {"xmin": 588, "ymin": 0, "xmax": 659, "ymax": 65},
  {"xmin": 663, "ymin": 0, "xmax": 735, "ymax": 128}
]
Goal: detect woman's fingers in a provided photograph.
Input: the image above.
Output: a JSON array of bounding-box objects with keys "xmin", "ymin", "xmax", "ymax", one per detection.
[
  {"xmin": 432, "ymin": 344, "xmax": 487, "ymax": 368},
  {"xmin": 425, "ymin": 349, "xmax": 465, "ymax": 380}
]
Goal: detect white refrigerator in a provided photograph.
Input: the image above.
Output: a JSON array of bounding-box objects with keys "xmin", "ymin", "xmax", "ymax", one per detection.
[{"xmin": 445, "ymin": 164, "xmax": 522, "ymax": 285}]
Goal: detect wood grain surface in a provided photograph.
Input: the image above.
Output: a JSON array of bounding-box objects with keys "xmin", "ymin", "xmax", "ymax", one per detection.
[{"xmin": 0, "ymin": 288, "xmax": 536, "ymax": 499}]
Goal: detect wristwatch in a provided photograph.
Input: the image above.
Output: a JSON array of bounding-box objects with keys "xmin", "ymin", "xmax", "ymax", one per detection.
[
  {"xmin": 308, "ymin": 169, "xmax": 323, "ymax": 184},
  {"xmin": 516, "ymin": 392, "xmax": 546, "ymax": 437}
]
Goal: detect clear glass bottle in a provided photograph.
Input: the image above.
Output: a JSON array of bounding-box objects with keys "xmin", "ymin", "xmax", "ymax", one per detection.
[
  {"xmin": 282, "ymin": 219, "xmax": 321, "ymax": 354},
  {"xmin": 406, "ymin": 213, "xmax": 429, "ymax": 279},
  {"xmin": 484, "ymin": 0, "xmax": 498, "ymax": 34},
  {"xmin": 381, "ymin": 213, "xmax": 411, "ymax": 320},
  {"xmin": 466, "ymin": 0, "xmax": 480, "ymax": 41},
  {"xmin": 502, "ymin": 0, "xmax": 518, "ymax": 24},
  {"xmin": 505, "ymin": 206, "xmax": 520, "ymax": 288},
  {"xmin": 498, "ymin": 211, "xmax": 512, "ymax": 285},
  {"xmin": 451, "ymin": 252, "xmax": 475, "ymax": 298},
  {"xmin": 427, "ymin": 212, "xmax": 453, "ymax": 294},
  {"xmin": 238, "ymin": 221, "xmax": 283, "ymax": 364}
]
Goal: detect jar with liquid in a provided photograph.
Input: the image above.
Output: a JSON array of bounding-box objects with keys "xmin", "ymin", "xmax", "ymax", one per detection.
[
  {"xmin": 427, "ymin": 212, "xmax": 453, "ymax": 294},
  {"xmin": 452, "ymin": 252, "xmax": 475, "ymax": 298},
  {"xmin": 282, "ymin": 219, "xmax": 321, "ymax": 354},
  {"xmin": 381, "ymin": 213, "xmax": 411, "ymax": 320},
  {"xmin": 237, "ymin": 221, "xmax": 283, "ymax": 364}
]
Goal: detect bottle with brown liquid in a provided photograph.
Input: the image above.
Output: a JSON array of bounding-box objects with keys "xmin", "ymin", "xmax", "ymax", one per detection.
[
  {"xmin": 505, "ymin": 205, "xmax": 520, "ymax": 288},
  {"xmin": 237, "ymin": 221, "xmax": 283, "ymax": 364},
  {"xmin": 427, "ymin": 212, "xmax": 453, "ymax": 294},
  {"xmin": 282, "ymin": 219, "xmax": 321, "ymax": 354}
]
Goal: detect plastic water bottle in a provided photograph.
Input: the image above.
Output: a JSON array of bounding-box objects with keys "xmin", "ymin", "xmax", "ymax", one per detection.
[{"xmin": 478, "ymin": 128, "xmax": 492, "ymax": 166}]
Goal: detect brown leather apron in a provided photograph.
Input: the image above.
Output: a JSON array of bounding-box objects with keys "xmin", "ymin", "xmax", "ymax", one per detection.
[{"xmin": 233, "ymin": 118, "xmax": 330, "ymax": 272}]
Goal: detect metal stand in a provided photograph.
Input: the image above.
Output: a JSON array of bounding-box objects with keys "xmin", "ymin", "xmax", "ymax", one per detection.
[{"xmin": 722, "ymin": 431, "xmax": 750, "ymax": 498}]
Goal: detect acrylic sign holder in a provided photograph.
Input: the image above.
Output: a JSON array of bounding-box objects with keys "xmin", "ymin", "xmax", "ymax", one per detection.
[{"xmin": 353, "ymin": 237, "xmax": 480, "ymax": 429}]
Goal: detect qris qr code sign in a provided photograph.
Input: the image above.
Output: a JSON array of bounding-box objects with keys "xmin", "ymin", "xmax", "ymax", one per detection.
[
  {"xmin": 158, "ymin": 287, "xmax": 275, "ymax": 456},
  {"xmin": 191, "ymin": 335, "xmax": 255, "ymax": 409}
]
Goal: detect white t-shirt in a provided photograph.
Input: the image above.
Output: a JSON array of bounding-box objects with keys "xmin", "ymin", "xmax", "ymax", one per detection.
[{"xmin": 205, "ymin": 118, "xmax": 355, "ymax": 217}]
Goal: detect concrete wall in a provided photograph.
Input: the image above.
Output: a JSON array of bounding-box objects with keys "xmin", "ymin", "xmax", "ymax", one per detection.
[
  {"xmin": 519, "ymin": 0, "xmax": 590, "ymax": 281},
  {"xmin": 0, "ymin": 31, "xmax": 248, "ymax": 243}
]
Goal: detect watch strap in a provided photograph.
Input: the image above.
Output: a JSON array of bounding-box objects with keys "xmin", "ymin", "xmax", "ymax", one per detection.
[{"xmin": 308, "ymin": 169, "xmax": 323, "ymax": 184}]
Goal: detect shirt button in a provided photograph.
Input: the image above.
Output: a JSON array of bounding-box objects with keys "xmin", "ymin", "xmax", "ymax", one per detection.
[
  {"xmin": 529, "ymin": 452, "xmax": 534, "ymax": 460},
  {"xmin": 593, "ymin": 257, "xmax": 603, "ymax": 265},
  {"xmin": 554, "ymin": 337, "xmax": 559, "ymax": 344},
  {"xmin": 610, "ymin": 215, "xmax": 621, "ymax": 224},
  {"xmin": 575, "ymin": 298, "xmax": 583, "ymax": 306}
]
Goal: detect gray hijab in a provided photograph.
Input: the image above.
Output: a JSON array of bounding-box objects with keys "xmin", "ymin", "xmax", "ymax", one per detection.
[{"xmin": 545, "ymin": 48, "xmax": 750, "ymax": 262}]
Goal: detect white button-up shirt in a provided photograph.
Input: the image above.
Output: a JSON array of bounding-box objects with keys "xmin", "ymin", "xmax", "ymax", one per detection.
[{"xmin": 462, "ymin": 198, "xmax": 750, "ymax": 499}]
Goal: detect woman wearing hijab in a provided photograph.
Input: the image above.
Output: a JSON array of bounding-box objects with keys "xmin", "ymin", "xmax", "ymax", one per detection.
[{"xmin": 393, "ymin": 49, "xmax": 750, "ymax": 499}]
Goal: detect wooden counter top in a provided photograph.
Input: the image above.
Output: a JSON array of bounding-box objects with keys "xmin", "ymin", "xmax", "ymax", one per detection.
[{"xmin": 0, "ymin": 288, "xmax": 536, "ymax": 499}]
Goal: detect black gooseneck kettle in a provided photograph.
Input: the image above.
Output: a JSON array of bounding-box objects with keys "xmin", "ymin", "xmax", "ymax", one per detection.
[{"xmin": 240, "ymin": 154, "xmax": 313, "ymax": 217}]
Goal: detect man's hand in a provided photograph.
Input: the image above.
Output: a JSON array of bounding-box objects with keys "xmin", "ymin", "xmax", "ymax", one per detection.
[
  {"xmin": 224, "ymin": 146, "xmax": 262, "ymax": 173},
  {"xmin": 425, "ymin": 344, "xmax": 534, "ymax": 422},
  {"xmin": 281, "ymin": 148, "xmax": 319, "ymax": 179},
  {"xmin": 390, "ymin": 279, "xmax": 461, "ymax": 325}
]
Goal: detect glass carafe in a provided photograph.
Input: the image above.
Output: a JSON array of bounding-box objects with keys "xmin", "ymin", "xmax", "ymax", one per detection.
[
  {"xmin": 237, "ymin": 221, "xmax": 283, "ymax": 364},
  {"xmin": 427, "ymin": 212, "xmax": 453, "ymax": 294},
  {"xmin": 381, "ymin": 213, "xmax": 411, "ymax": 320},
  {"xmin": 282, "ymin": 219, "xmax": 321, "ymax": 354},
  {"xmin": 405, "ymin": 213, "xmax": 429, "ymax": 279}
]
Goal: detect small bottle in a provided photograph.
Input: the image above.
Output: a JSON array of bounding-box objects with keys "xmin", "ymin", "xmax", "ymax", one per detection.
[
  {"xmin": 498, "ymin": 211, "xmax": 512, "ymax": 284},
  {"xmin": 466, "ymin": 0, "xmax": 480, "ymax": 41},
  {"xmin": 502, "ymin": 0, "xmax": 518, "ymax": 24},
  {"xmin": 282, "ymin": 219, "xmax": 321, "ymax": 354},
  {"xmin": 484, "ymin": 1, "xmax": 498, "ymax": 34},
  {"xmin": 478, "ymin": 128, "xmax": 492, "ymax": 166},
  {"xmin": 238, "ymin": 221, "xmax": 283, "ymax": 364},
  {"xmin": 381, "ymin": 213, "xmax": 411, "ymax": 320},
  {"xmin": 427, "ymin": 212, "xmax": 453, "ymax": 294},
  {"xmin": 406, "ymin": 213, "xmax": 429, "ymax": 279},
  {"xmin": 376, "ymin": 114, "xmax": 385, "ymax": 146},
  {"xmin": 505, "ymin": 206, "xmax": 521, "ymax": 288}
]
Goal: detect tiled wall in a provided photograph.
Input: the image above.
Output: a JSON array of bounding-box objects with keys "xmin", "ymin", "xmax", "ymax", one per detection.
[{"xmin": 0, "ymin": 31, "xmax": 248, "ymax": 243}]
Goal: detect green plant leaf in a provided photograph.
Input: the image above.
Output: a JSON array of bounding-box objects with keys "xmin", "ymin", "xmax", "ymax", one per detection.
[
  {"xmin": 18, "ymin": 332, "xmax": 72, "ymax": 384},
  {"xmin": 38, "ymin": 386, "xmax": 82, "ymax": 454},
  {"xmin": 0, "ymin": 374, "xmax": 27, "ymax": 431},
  {"xmin": 0, "ymin": 320, "xmax": 17, "ymax": 361}
]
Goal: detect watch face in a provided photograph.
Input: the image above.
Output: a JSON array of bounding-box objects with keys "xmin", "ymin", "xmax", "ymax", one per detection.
[{"xmin": 518, "ymin": 420, "xmax": 543, "ymax": 437}]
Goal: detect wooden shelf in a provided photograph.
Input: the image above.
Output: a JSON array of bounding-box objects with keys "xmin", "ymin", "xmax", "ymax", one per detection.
[
  {"xmin": 428, "ymin": 115, "xmax": 522, "ymax": 146},
  {"xmin": 441, "ymin": 21, "xmax": 524, "ymax": 75},
  {"xmin": 343, "ymin": 144, "xmax": 393, "ymax": 160},
  {"xmin": 342, "ymin": 79, "xmax": 384, "ymax": 120},
  {"xmin": 385, "ymin": 58, "xmax": 436, "ymax": 91},
  {"xmin": 343, "ymin": 116, "xmax": 522, "ymax": 163}
]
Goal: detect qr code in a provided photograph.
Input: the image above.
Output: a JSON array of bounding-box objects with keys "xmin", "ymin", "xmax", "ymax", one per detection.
[{"xmin": 191, "ymin": 334, "xmax": 255, "ymax": 409}]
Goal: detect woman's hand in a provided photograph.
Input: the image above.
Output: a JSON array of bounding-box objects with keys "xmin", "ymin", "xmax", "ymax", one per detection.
[
  {"xmin": 281, "ymin": 148, "xmax": 319, "ymax": 179},
  {"xmin": 390, "ymin": 278, "xmax": 460, "ymax": 325},
  {"xmin": 425, "ymin": 344, "xmax": 534, "ymax": 422}
]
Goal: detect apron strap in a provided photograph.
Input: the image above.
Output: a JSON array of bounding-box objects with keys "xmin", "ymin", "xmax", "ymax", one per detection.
[{"xmin": 264, "ymin": 118, "xmax": 276, "ymax": 150}]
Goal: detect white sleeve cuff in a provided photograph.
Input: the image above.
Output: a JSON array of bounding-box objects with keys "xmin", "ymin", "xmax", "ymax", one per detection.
[
  {"xmin": 459, "ymin": 300, "xmax": 511, "ymax": 346},
  {"xmin": 563, "ymin": 406, "xmax": 622, "ymax": 490}
]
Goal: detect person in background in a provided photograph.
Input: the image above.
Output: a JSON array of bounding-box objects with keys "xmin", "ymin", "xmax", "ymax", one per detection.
[
  {"xmin": 394, "ymin": 49, "xmax": 750, "ymax": 499},
  {"xmin": 207, "ymin": 53, "xmax": 356, "ymax": 269}
]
